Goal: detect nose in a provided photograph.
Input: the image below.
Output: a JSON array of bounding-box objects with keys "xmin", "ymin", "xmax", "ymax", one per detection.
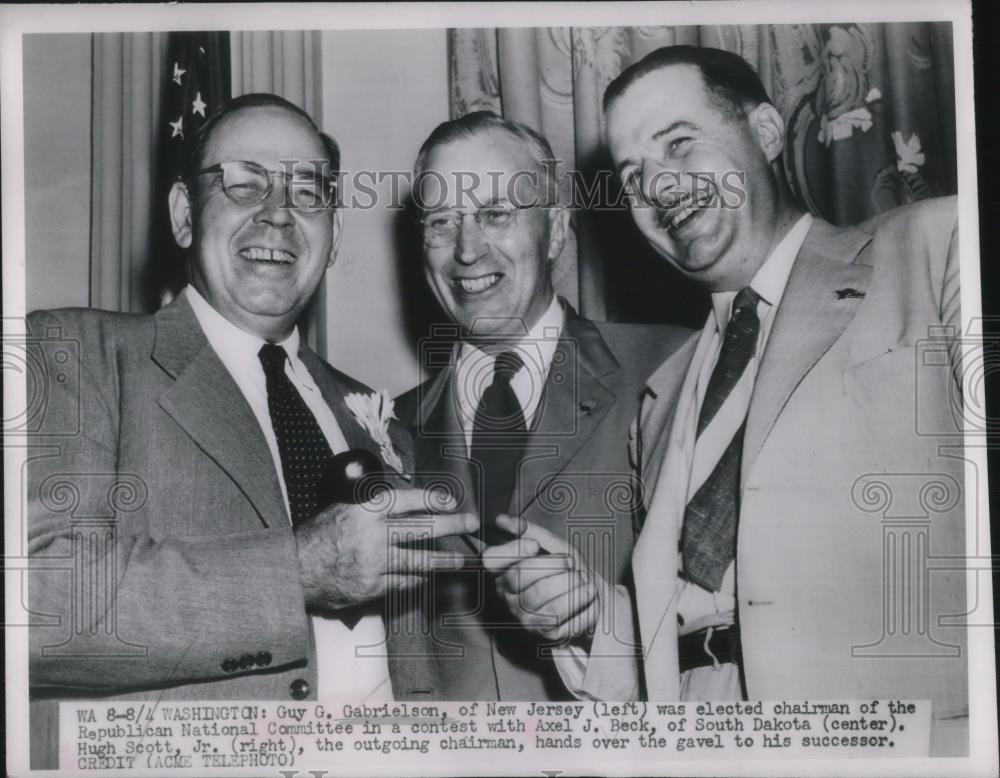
[
  {"xmin": 640, "ymin": 158, "xmax": 682, "ymax": 208},
  {"xmin": 454, "ymin": 213, "xmax": 487, "ymax": 265},
  {"xmin": 253, "ymin": 178, "xmax": 295, "ymax": 227}
]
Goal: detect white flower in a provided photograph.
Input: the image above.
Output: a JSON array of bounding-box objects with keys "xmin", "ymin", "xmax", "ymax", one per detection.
[
  {"xmin": 818, "ymin": 107, "xmax": 873, "ymax": 146},
  {"xmin": 892, "ymin": 131, "xmax": 925, "ymax": 174},
  {"xmin": 344, "ymin": 390, "xmax": 408, "ymax": 478}
]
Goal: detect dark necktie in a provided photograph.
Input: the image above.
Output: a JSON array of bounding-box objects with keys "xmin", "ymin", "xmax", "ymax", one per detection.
[
  {"xmin": 469, "ymin": 350, "xmax": 528, "ymax": 530},
  {"xmin": 259, "ymin": 343, "xmax": 335, "ymax": 527},
  {"xmin": 681, "ymin": 287, "xmax": 762, "ymax": 592}
]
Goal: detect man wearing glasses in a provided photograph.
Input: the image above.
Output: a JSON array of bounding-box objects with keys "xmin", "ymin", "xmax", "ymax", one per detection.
[
  {"xmin": 26, "ymin": 93, "xmax": 475, "ymax": 768},
  {"xmin": 396, "ymin": 111, "xmax": 690, "ymax": 700}
]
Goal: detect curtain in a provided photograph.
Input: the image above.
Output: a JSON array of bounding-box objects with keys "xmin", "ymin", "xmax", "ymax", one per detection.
[
  {"xmin": 449, "ymin": 24, "xmax": 957, "ymax": 327},
  {"xmin": 89, "ymin": 33, "xmax": 169, "ymax": 314}
]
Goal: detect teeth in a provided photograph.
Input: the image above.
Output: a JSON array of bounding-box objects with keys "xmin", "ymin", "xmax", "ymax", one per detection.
[
  {"xmin": 457, "ymin": 274, "xmax": 501, "ymax": 294},
  {"xmin": 241, "ymin": 247, "xmax": 294, "ymax": 263},
  {"xmin": 669, "ymin": 193, "xmax": 713, "ymax": 231},
  {"xmin": 670, "ymin": 205, "xmax": 695, "ymax": 230}
]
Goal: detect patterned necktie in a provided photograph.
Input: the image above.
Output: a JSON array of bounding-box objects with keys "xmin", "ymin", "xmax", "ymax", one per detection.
[
  {"xmin": 681, "ymin": 287, "xmax": 762, "ymax": 592},
  {"xmin": 469, "ymin": 350, "xmax": 528, "ymax": 529},
  {"xmin": 259, "ymin": 343, "xmax": 335, "ymax": 527}
]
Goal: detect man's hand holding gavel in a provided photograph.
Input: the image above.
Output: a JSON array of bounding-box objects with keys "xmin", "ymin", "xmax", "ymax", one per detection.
[{"xmin": 295, "ymin": 450, "xmax": 478, "ymax": 612}]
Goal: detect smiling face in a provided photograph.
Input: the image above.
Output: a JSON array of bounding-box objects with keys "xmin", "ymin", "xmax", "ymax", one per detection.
[
  {"xmin": 169, "ymin": 105, "xmax": 339, "ymax": 341},
  {"xmin": 606, "ymin": 64, "xmax": 784, "ymax": 292},
  {"xmin": 417, "ymin": 130, "xmax": 569, "ymax": 337}
]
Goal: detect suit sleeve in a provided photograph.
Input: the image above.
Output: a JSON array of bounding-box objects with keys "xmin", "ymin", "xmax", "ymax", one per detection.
[
  {"xmin": 552, "ymin": 583, "xmax": 643, "ymax": 701},
  {"xmin": 26, "ymin": 310, "xmax": 310, "ymax": 694}
]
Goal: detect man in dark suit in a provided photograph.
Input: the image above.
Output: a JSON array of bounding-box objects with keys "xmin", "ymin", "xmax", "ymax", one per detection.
[
  {"xmin": 485, "ymin": 47, "xmax": 968, "ymax": 754},
  {"xmin": 27, "ymin": 93, "xmax": 475, "ymax": 768},
  {"xmin": 396, "ymin": 112, "xmax": 690, "ymax": 699}
]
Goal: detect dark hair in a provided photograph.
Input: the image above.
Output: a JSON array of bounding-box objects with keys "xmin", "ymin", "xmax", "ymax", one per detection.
[
  {"xmin": 604, "ymin": 45, "xmax": 772, "ymax": 121},
  {"xmin": 413, "ymin": 110, "xmax": 558, "ymax": 193},
  {"xmin": 183, "ymin": 92, "xmax": 340, "ymax": 183}
]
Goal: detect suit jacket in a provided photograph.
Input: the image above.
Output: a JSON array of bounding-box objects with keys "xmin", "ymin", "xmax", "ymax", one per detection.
[
  {"xmin": 576, "ymin": 197, "xmax": 968, "ymax": 755},
  {"xmin": 395, "ymin": 302, "xmax": 691, "ymax": 700},
  {"xmin": 26, "ymin": 294, "xmax": 438, "ymax": 769}
]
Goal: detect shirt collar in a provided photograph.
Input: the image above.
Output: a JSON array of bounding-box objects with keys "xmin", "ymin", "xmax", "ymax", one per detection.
[
  {"xmin": 456, "ymin": 294, "xmax": 564, "ymax": 379},
  {"xmin": 184, "ymin": 285, "xmax": 312, "ymax": 387},
  {"xmin": 710, "ymin": 213, "xmax": 813, "ymax": 333}
]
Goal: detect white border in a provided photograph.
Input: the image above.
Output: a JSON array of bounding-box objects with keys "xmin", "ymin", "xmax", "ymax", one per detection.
[{"xmin": 2, "ymin": 2, "xmax": 993, "ymax": 777}]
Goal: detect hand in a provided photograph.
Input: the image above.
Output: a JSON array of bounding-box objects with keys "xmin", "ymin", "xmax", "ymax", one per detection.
[
  {"xmin": 481, "ymin": 514, "xmax": 605, "ymax": 645},
  {"xmin": 295, "ymin": 487, "xmax": 477, "ymax": 611}
]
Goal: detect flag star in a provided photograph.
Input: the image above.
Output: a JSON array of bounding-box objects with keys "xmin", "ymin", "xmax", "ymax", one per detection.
[
  {"xmin": 172, "ymin": 62, "xmax": 186, "ymax": 85},
  {"xmin": 169, "ymin": 115, "xmax": 184, "ymax": 139},
  {"xmin": 191, "ymin": 92, "xmax": 207, "ymax": 117}
]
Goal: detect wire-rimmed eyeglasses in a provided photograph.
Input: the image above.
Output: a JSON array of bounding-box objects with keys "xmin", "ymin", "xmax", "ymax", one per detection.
[
  {"xmin": 187, "ymin": 160, "xmax": 337, "ymax": 215},
  {"xmin": 418, "ymin": 202, "xmax": 554, "ymax": 247}
]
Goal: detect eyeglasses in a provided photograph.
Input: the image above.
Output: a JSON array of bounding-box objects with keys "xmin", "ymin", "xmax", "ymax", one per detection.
[
  {"xmin": 188, "ymin": 160, "xmax": 336, "ymax": 215},
  {"xmin": 419, "ymin": 203, "xmax": 550, "ymax": 247}
]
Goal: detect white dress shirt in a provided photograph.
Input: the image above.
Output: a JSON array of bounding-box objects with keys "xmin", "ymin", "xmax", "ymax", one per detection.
[
  {"xmin": 453, "ymin": 295, "xmax": 564, "ymax": 450},
  {"xmin": 676, "ymin": 213, "xmax": 813, "ymax": 699},
  {"xmin": 185, "ymin": 285, "xmax": 393, "ymax": 703}
]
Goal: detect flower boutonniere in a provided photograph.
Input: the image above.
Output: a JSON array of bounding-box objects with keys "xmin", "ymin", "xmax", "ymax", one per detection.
[{"xmin": 344, "ymin": 390, "xmax": 409, "ymax": 480}]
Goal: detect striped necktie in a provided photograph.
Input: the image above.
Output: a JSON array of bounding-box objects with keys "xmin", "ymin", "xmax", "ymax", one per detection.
[{"xmin": 680, "ymin": 287, "xmax": 761, "ymax": 592}]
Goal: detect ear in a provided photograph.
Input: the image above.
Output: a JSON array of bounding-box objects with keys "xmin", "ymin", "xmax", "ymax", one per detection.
[
  {"xmin": 327, "ymin": 207, "xmax": 343, "ymax": 268},
  {"xmin": 546, "ymin": 205, "xmax": 571, "ymax": 263},
  {"xmin": 748, "ymin": 102, "xmax": 785, "ymax": 165},
  {"xmin": 168, "ymin": 181, "xmax": 194, "ymax": 249}
]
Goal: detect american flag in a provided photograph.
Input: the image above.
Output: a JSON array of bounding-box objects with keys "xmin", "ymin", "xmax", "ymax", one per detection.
[{"xmin": 152, "ymin": 32, "xmax": 231, "ymax": 304}]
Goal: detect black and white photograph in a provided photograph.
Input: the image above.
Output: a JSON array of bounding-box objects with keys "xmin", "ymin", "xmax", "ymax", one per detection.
[{"xmin": 2, "ymin": 2, "xmax": 995, "ymax": 776}]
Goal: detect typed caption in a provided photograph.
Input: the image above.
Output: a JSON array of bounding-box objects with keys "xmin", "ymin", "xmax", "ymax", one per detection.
[{"xmin": 63, "ymin": 698, "xmax": 932, "ymax": 772}]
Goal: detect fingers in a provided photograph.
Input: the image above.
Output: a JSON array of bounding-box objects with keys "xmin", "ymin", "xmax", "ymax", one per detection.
[
  {"xmin": 382, "ymin": 511, "xmax": 478, "ymax": 542},
  {"xmin": 496, "ymin": 554, "xmax": 574, "ymax": 593},
  {"xmin": 425, "ymin": 511, "xmax": 479, "ymax": 539},
  {"xmin": 517, "ymin": 519, "xmax": 573, "ymax": 555},
  {"xmin": 382, "ymin": 573, "xmax": 427, "ymax": 592},
  {"xmin": 481, "ymin": 537, "xmax": 540, "ymax": 573},
  {"xmin": 385, "ymin": 547, "xmax": 465, "ymax": 575},
  {"xmin": 377, "ymin": 487, "xmax": 457, "ymax": 517},
  {"xmin": 501, "ymin": 578, "xmax": 599, "ymax": 640},
  {"xmin": 494, "ymin": 513, "xmax": 527, "ymax": 536}
]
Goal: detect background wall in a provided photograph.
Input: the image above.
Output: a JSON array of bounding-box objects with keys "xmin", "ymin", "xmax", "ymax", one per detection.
[
  {"xmin": 320, "ymin": 29, "xmax": 449, "ymax": 396},
  {"xmin": 23, "ymin": 34, "xmax": 92, "ymax": 310}
]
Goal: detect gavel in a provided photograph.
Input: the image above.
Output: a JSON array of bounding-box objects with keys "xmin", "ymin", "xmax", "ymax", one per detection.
[
  {"xmin": 316, "ymin": 449, "xmax": 388, "ymax": 506},
  {"xmin": 317, "ymin": 449, "xmax": 539, "ymax": 552}
]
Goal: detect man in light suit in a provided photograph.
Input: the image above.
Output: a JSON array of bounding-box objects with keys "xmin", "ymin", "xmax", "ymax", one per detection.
[
  {"xmin": 26, "ymin": 93, "xmax": 475, "ymax": 768},
  {"xmin": 485, "ymin": 47, "xmax": 968, "ymax": 754},
  {"xmin": 395, "ymin": 112, "xmax": 690, "ymax": 699}
]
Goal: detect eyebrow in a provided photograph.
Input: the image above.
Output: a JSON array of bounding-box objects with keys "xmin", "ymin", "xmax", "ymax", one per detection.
[
  {"xmin": 614, "ymin": 120, "xmax": 701, "ymax": 177},
  {"xmin": 426, "ymin": 197, "xmax": 512, "ymax": 213}
]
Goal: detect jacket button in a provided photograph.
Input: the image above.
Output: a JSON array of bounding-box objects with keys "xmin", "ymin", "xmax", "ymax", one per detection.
[
  {"xmin": 221, "ymin": 659, "xmax": 237, "ymax": 673},
  {"xmin": 238, "ymin": 653, "xmax": 254, "ymax": 670},
  {"xmin": 289, "ymin": 678, "xmax": 309, "ymax": 700},
  {"xmin": 255, "ymin": 651, "xmax": 272, "ymax": 667}
]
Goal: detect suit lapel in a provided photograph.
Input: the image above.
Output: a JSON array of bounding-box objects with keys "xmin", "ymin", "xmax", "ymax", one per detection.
[
  {"xmin": 411, "ymin": 366, "xmax": 478, "ymax": 516},
  {"xmin": 635, "ymin": 333, "xmax": 701, "ymax": 509},
  {"xmin": 743, "ymin": 219, "xmax": 873, "ymax": 480},
  {"xmin": 515, "ymin": 311, "xmax": 617, "ymax": 519},
  {"xmin": 152, "ymin": 296, "xmax": 288, "ymax": 528},
  {"xmin": 630, "ymin": 330, "xmax": 702, "ymax": 699},
  {"xmin": 298, "ymin": 349, "xmax": 378, "ymax": 458}
]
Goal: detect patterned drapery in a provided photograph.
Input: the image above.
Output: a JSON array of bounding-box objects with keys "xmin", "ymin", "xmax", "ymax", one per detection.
[{"xmin": 449, "ymin": 24, "xmax": 956, "ymax": 326}]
